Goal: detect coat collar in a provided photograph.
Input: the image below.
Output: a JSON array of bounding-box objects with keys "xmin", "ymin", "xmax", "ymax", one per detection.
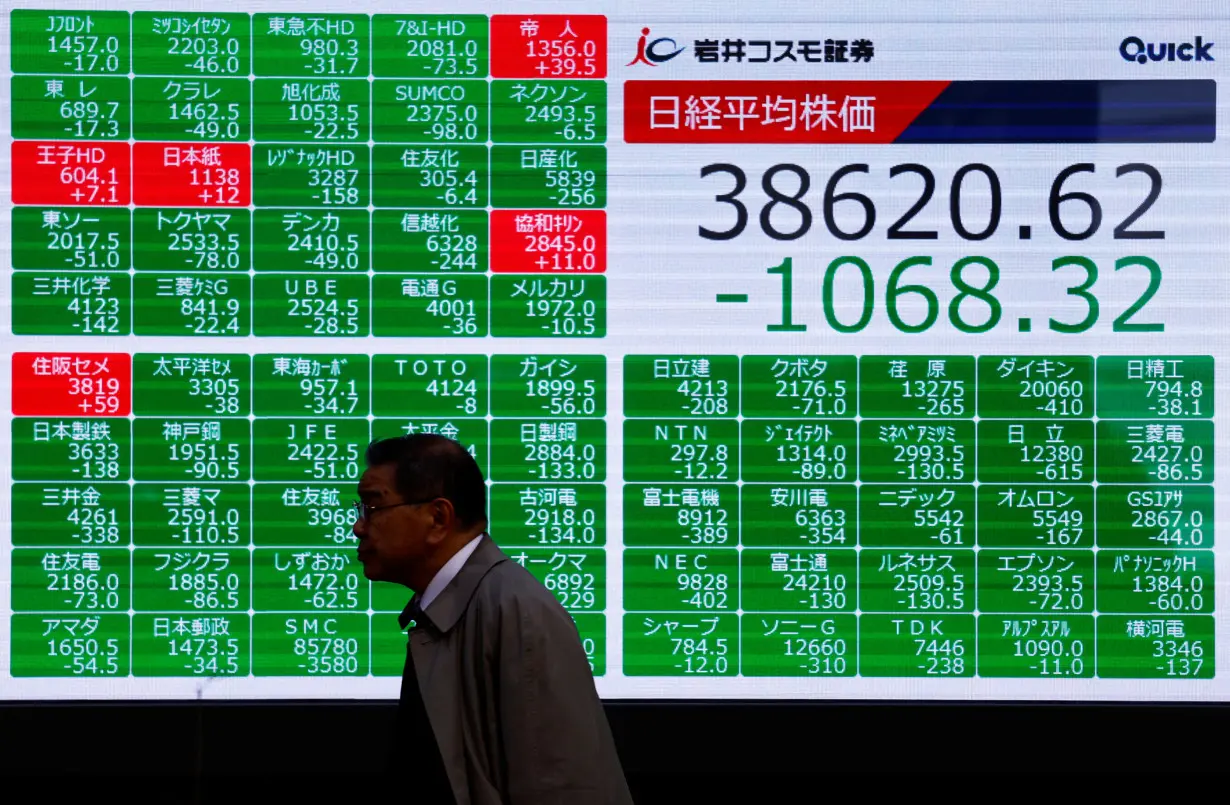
[{"xmin": 413, "ymin": 534, "xmax": 507, "ymax": 635}]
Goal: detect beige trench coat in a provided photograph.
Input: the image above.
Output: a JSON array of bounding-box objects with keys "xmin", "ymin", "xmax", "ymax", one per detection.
[{"xmin": 409, "ymin": 535, "xmax": 634, "ymax": 804}]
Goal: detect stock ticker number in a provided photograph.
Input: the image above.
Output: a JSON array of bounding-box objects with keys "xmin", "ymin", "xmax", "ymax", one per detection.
[{"xmin": 700, "ymin": 162, "xmax": 1166, "ymax": 335}]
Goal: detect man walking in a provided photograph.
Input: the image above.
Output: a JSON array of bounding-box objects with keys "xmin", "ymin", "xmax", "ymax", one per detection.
[{"xmin": 354, "ymin": 433, "xmax": 633, "ymax": 804}]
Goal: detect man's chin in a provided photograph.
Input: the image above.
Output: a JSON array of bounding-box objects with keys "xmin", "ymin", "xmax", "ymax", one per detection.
[{"xmin": 357, "ymin": 556, "xmax": 382, "ymax": 581}]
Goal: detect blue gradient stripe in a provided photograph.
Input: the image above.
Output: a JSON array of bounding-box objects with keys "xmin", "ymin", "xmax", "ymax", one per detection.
[{"xmin": 896, "ymin": 79, "xmax": 1216, "ymax": 143}]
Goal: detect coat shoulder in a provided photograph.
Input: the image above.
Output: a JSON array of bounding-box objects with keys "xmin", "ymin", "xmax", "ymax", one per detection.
[{"xmin": 472, "ymin": 555, "xmax": 577, "ymax": 630}]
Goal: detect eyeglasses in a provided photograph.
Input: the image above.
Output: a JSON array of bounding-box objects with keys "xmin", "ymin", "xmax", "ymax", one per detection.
[{"xmin": 351, "ymin": 497, "xmax": 436, "ymax": 522}]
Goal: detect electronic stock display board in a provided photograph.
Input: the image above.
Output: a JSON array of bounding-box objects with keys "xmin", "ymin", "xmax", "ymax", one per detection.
[{"xmin": 1, "ymin": 0, "xmax": 1227, "ymax": 701}]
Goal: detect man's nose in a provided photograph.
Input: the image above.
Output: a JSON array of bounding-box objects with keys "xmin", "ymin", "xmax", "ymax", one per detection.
[{"xmin": 352, "ymin": 516, "xmax": 367, "ymax": 538}]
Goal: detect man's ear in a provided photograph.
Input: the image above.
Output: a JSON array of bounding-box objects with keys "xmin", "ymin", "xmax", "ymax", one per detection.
[{"xmin": 425, "ymin": 498, "xmax": 457, "ymax": 543}]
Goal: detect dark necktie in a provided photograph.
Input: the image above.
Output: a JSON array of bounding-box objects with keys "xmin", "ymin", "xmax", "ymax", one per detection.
[{"xmin": 389, "ymin": 596, "xmax": 456, "ymax": 802}]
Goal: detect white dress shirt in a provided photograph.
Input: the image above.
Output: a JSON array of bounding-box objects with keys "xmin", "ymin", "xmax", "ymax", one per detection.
[{"xmin": 419, "ymin": 533, "xmax": 485, "ymax": 610}]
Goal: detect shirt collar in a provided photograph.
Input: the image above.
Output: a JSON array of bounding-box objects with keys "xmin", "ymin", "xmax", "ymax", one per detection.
[
  {"xmin": 420, "ymin": 533, "xmax": 484, "ymax": 610},
  {"xmin": 399, "ymin": 534, "xmax": 506, "ymax": 634}
]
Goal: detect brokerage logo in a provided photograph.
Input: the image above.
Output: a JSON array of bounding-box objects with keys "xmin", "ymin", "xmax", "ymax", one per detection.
[
  {"xmin": 628, "ymin": 30, "xmax": 874, "ymax": 66},
  {"xmin": 1120, "ymin": 35, "xmax": 1214, "ymax": 63},
  {"xmin": 628, "ymin": 26, "xmax": 686, "ymax": 66}
]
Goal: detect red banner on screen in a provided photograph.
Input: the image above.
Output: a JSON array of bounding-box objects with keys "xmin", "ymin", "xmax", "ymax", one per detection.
[
  {"xmin": 12, "ymin": 141, "xmax": 130, "ymax": 205},
  {"xmin": 491, "ymin": 210, "xmax": 606, "ymax": 273},
  {"xmin": 624, "ymin": 80, "xmax": 949, "ymax": 143},
  {"xmin": 12, "ymin": 352, "xmax": 132, "ymax": 416},
  {"xmin": 133, "ymin": 142, "xmax": 251, "ymax": 207},
  {"xmin": 491, "ymin": 14, "xmax": 607, "ymax": 78}
]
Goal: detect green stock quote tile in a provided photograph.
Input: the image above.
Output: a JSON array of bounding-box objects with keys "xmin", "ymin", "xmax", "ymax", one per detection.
[
  {"xmin": 489, "ymin": 419, "xmax": 605, "ymax": 482},
  {"xmin": 132, "ymin": 273, "xmax": 250, "ymax": 337},
  {"xmin": 252, "ymin": 484, "xmax": 358, "ymax": 548},
  {"xmin": 11, "ymin": 10, "xmax": 130, "ymax": 74},
  {"xmin": 622, "ymin": 613, "xmax": 738, "ymax": 676},
  {"xmin": 132, "ymin": 12, "xmax": 250, "ymax": 76},
  {"xmin": 154, "ymin": 285, "xmax": 256, "ymax": 332},
  {"xmin": 252, "ymin": 418, "xmax": 368, "ymax": 483},
  {"xmin": 12, "ymin": 417, "xmax": 131, "ymax": 482},
  {"xmin": 371, "ymin": 611, "xmax": 408, "ymax": 675},
  {"xmin": 573, "ymin": 613, "xmax": 606, "ymax": 676},
  {"xmin": 1096, "ymin": 356, "xmax": 1213, "ymax": 419},
  {"xmin": 132, "ymin": 418, "xmax": 250, "ymax": 483},
  {"xmin": 489, "ymin": 483, "xmax": 606, "ymax": 548},
  {"xmin": 133, "ymin": 209, "xmax": 250, "ymax": 272},
  {"xmin": 490, "ymin": 275, "xmax": 605, "ymax": 338},
  {"xmin": 1095, "ymin": 485, "xmax": 1213, "ymax": 549},
  {"xmin": 976, "ymin": 355, "xmax": 1094, "ymax": 418},
  {"xmin": 372, "ymin": 209, "xmax": 488, "ymax": 273},
  {"xmin": 11, "ymin": 547, "xmax": 131, "ymax": 612},
  {"xmin": 371, "ymin": 15, "xmax": 489, "ymax": 78},
  {"xmin": 11, "ymin": 482, "xmax": 131, "ymax": 547},
  {"xmin": 253, "ymin": 14, "xmax": 369, "ymax": 78},
  {"xmin": 253, "ymin": 613, "xmax": 370, "ymax": 676},
  {"xmin": 490, "ymin": 145, "xmax": 606, "ymax": 208},
  {"xmin": 132, "ymin": 353, "xmax": 251, "ymax": 417},
  {"xmin": 372, "ymin": 145, "xmax": 488, "ymax": 207},
  {"xmin": 1096, "ymin": 550, "xmax": 1214, "ymax": 614},
  {"xmin": 11, "ymin": 271, "xmax": 130, "ymax": 336},
  {"xmin": 253, "ymin": 353, "xmax": 369, "ymax": 417},
  {"xmin": 740, "ymin": 419, "xmax": 856, "ymax": 483},
  {"xmin": 12, "ymin": 75, "xmax": 129, "ymax": 140},
  {"xmin": 491, "ymin": 80, "xmax": 606, "ymax": 144},
  {"xmin": 10, "ymin": 614, "xmax": 130, "ymax": 677},
  {"xmin": 371, "ymin": 274, "xmax": 488, "ymax": 337},
  {"xmin": 252, "ymin": 274, "xmax": 368, "ymax": 337},
  {"xmin": 858, "ymin": 420, "xmax": 974, "ymax": 484},
  {"xmin": 740, "ymin": 484, "xmax": 855, "ymax": 549},
  {"xmin": 507, "ymin": 548, "xmax": 606, "ymax": 612},
  {"xmin": 1096, "ymin": 615, "xmax": 1214, "ymax": 679},
  {"xmin": 371, "ymin": 417, "xmax": 487, "ymax": 467},
  {"xmin": 976, "ymin": 485, "xmax": 1092, "ymax": 549},
  {"xmin": 132, "ymin": 548, "xmax": 250, "ymax": 612},
  {"xmin": 132, "ymin": 77, "xmax": 249, "ymax": 141},
  {"xmin": 491, "ymin": 354, "xmax": 606, "ymax": 418},
  {"xmin": 1095, "ymin": 421, "xmax": 1213, "ymax": 484},
  {"xmin": 976, "ymin": 616, "xmax": 1094, "ymax": 678},
  {"xmin": 132, "ymin": 613, "xmax": 250, "ymax": 676},
  {"xmin": 252, "ymin": 78, "xmax": 369, "ymax": 142},
  {"xmin": 859, "ymin": 549, "xmax": 975, "ymax": 614},
  {"xmin": 977, "ymin": 420, "xmax": 1094, "ymax": 483},
  {"xmin": 859, "ymin": 614, "xmax": 976, "ymax": 677},
  {"xmin": 858, "ymin": 485, "xmax": 973, "ymax": 549},
  {"xmin": 740, "ymin": 549, "xmax": 857, "ymax": 614},
  {"xmin": 740, "ymin": 614, "xmax": 857, "ymax": 677},
  {"xmin": 12, "ymin": 207, "xmax": 130, "ymax": 271},
  {"xmin": 623, "ymin": 355, "xmax": 738, "ymax": 418},
  {"xmin": 132, "ymin": 483, "xmax": 251, "ymax": 547},
  {"xmin": 371, "ymin": 354, "xmax": 488, "ymax": 417},
  {"xmin": 740, "ymin": 355, "xmax": 856, "ymax": 419},
  {"xmin": 252, "ymin": 549, "xmax": 368, "ymax": 612},
  {"xmin": 977, "ymin": 550, "xmax": 1094, "ymax": 614},
  {"xmin": 621, "ymin": 483, "xmax": 738, "ymax": 549},
  {"xmin": 372, "ymin": 79, "xmax": 488, "ymax": 143},
  {"xmin": 372, "ymin": 580, "xmax": 412, "ymax": 613},
  {"xmin": 252, "ymin": 145, "xmax": 370, "ymax": 207},
  {"xmin": 623, "ymin": 548, "xmax": 738, "ymax": 612},
  {"xmin": 252, "ymin": 209, "xmax": 368, "ymax": 272},
  {"xmin": 623, "ymin": 419, "xmax": 738, "ymax": 484},
  {"xmin": 859, "ymin": 356, "xmax": 975, "ymax": 418}
]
